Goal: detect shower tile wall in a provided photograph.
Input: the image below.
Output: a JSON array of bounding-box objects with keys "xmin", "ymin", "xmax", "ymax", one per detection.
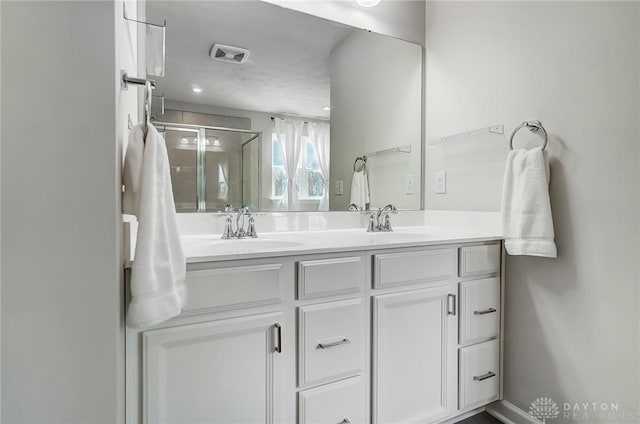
[{"xmin": 155, "ymin": 109, "xmax": 251, "ymax": 212}]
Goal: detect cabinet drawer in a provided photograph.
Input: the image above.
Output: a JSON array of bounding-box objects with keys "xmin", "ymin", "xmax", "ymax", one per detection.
[
  {"xmin": 298, "ymin": 299, "xmax": 364, "ymax": 386},
  {"xmin": 373, "ymin": 248, "xmax": 456, "ymax": 288},
  {"xmin": 297, "ymin": 256, "xmax": 364, "ymax": 300},
  {"xmin": 459, "ymin": 339, "xmax": 500, "ymax": 410},
  {"xmin": 460, "ymin": 278, "xmax": 500, "ymax": 345},
  {"xmin": 459, "ymin": 244, "xmax": 501, "ymax": 277},
  {"xmin": 299, "ymin": 376, "xmax": 367, "ymax": 424},
  {"xmin": 182, "ymin": 264, "xmax": 283, "ymax": 315}
]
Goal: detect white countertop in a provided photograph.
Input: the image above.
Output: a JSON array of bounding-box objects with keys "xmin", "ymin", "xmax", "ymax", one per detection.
[
  {"xmin": 181, "ymin": 226, "xmax": 502, "ymax": 264},
  {"xmin": 124, "ymin": 210, "xmax": 503, "ymax": 266}
]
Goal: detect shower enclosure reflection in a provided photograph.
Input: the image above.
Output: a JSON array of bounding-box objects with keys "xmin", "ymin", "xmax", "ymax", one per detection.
[{"xmin": 158, "ymin": 120, "xmax": 260, "ymax": 212}]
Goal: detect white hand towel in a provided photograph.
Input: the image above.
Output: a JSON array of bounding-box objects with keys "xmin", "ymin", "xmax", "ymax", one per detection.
[
  {"xmin": 123, "ymin": 124, "xmax": 187, "ymax": 329},
  {"xmin": 501, "ymin": 147, "xmax": 557, "ymax": 258},
  {"xmin": 350, "ymin": 170, "xmax": 370, "ymax": 210}
]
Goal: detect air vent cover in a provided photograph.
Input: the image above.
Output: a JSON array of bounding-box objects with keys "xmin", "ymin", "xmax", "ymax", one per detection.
[{"xmin": 209, "ymin": 43, "xmax": 250, "ymax": 64}]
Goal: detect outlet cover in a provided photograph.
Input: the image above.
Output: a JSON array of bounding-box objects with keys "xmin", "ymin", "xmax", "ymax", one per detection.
[
  {"xmin": 435, "ymin": 171, "xmax": 446, "ymax": 194},
  {"xmin": 335, "ymin": 180, "xmax": 344, "ymax": 195}
]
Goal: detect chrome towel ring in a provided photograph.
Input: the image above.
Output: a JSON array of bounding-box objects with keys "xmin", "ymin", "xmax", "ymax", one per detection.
[
  {"xmin": 509, "ymin": 120, "xmax": 548, "ymax": 150},
  {"xmin": 354, "ymin": 156, "xmax": 367, "ymax": 172}
]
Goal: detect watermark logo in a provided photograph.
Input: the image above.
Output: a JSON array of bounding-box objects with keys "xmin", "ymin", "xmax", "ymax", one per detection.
[{"xmin": 529, "ymin": 397, "xmax": 560, "ymax": 423}]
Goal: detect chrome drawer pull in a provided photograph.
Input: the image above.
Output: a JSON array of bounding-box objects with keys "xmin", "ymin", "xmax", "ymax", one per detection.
[
  {"xmin": 474, "ymin": 308, "xmax": 497, "ymax": 316},
  {"xmin": 317, "ymin": 337, "xmax": 350, "ymax": 349},
  {"xmin": 447, "ymin": 293, "xmax": 457, "ymax": 316},
  {"xmin": 473, "ymin": 371, "xmax": 496, "ymax": 382},
  {"xmin": 273, "ymin": 323, "xmax": 282, "ymax": 353}
]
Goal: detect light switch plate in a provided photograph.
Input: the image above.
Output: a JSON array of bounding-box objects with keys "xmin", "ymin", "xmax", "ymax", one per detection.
[
  {"xmin": 435, "ymin": 171, "xmax": 446, "ymax": 194},
  {"xmin": 406, "ymin": 174, "xmax": 415, "ymax": 194},
  {"xmin": 335, "ymin": 180, "xmax": 344, "ymax": 195}
]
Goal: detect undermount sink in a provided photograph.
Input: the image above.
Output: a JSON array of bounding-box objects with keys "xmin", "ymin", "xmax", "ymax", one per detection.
[
  {"xmin": 360, "ymin": 231, "xmax": 430, "ymax": 244},
  {"xmin": 182, "ymin": 236, "xmax": 305, "ymax": 256}
]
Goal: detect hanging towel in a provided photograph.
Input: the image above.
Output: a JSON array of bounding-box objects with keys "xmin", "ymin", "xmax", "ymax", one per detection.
[
  {"xmin": 350, "ymin": 170, "xmax": 370, "ymax": 210},
  {"xmin": 501, "ymin": 147, "xmax": 557, "ymax": 258},
  {"xmin": 123, "ymin": 124, "xmax": 187, "ymax": 329}
]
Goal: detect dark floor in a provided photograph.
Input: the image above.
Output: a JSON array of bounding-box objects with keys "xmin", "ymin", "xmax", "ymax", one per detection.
[{"xmin": 457, "ymin": 412, "xmax": 503, "ymax": 424}]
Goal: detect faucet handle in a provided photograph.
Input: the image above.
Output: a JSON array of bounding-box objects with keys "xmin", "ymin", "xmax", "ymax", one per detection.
[
  {"xmin": 224, "ymin": 203, "xmax": 234, "ymax": 212},
  {"xmin": 221, "ymin": 216, "xmax": 235, "ymax": 239},
  {"xmin": 367, "ymin": 214, "xmax": 376, "ymax": 232},
  {"xmin": 382, "ymin": 214, "xmax": 393, "ymax": 232},
  {"xmin": 247, "ymin": 216, "xmax": 258, "ymax": 238}
]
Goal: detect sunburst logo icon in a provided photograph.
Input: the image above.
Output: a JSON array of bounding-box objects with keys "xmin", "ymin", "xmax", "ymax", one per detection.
[{"xmin": 529, "ymin": 397, "xmax": 560, "ymax": 423}]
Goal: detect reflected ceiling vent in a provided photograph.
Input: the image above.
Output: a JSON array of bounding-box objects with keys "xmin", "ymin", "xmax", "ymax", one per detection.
[{"xmin": 209, "ymin": 43, "xmax": 250, "ymax": 64}]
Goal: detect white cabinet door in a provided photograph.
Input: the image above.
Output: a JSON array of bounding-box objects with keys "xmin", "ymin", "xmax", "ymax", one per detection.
[
  {"xmin": 372, "ymin": 284, "xmax": 458, "ymax": 424},
  {"xmin": 143, "ymin": 312, "xmax": 284, "ymax": 424}
]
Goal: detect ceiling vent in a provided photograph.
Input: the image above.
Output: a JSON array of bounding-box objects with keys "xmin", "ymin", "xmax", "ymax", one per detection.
[{"xmin": 210, "ymin": 43, "xmax": 250, "ymax": 64}]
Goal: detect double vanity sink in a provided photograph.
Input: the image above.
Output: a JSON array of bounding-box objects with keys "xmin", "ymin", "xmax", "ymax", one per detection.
[
  {"xmin": 181, "ymin": 227, "xmax": 502, "ymax": 262},
  {"xmin": 126, "ymin": 212, "xmax": 504, "ymax": 424}
]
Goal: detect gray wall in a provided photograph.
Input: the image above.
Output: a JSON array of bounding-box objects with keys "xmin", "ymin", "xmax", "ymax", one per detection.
[
  {"xmin": 425, "ymin": 1, "xmax": 639, "ymax": 419},
  {"xmin": 330, "ymin": 30, "xmax": 422, "ymax": 211},
  {"xmin": 1, "ymin": 2, "xmax": 123, "ymax": 422}
]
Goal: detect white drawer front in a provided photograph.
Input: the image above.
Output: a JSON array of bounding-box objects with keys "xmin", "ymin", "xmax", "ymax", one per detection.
[
  {"xmin": 459, "ymin": 244, "xmax": 501, "ymax": 277},
  {"xmin": 183, "ymin": 264, "xmax": 283, "ymax": 315},
  {"xmin": 459, "ymin": 339, "xmax": 500, "ymax": 410},
  {"xmin": 298, "ymin": 256, "xmax": 364, "ymax": 300},
  {"xmin": 299, "ymin": 376, "xmax": 367, "ymax": 424},
  {"xmin": 460, "ymin": 278, "xmax": 500, "ymax": 345},
  {"xmin": 374, "ymin": 248, "xmax": 456, "ymax": 288},
  {"xmin": 298, "ymin": 299, "xmax": 364, "ymax": 386}
]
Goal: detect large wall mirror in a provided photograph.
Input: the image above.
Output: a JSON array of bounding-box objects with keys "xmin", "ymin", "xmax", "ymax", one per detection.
[{"xmin": 146, "ymin": 1, "xmax": 423, "ymax": 212}]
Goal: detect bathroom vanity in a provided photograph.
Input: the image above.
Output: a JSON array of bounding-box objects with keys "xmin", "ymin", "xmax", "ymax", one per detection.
[{"xmin": 125, "ymin": 226, "xmax": 504, "ymax": 424}]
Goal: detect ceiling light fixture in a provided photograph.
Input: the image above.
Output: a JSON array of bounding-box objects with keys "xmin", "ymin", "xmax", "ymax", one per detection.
[
  {"xmin": 323, "ymin": 106, "xmax": 331, "ymax": 111},
  {"xmin": 356, "ymin": 0, "xmax": 382, "ymax": 7},
  {"xmin": 192, "ymin": 86, "xmax": 202, "ymax": 93}
]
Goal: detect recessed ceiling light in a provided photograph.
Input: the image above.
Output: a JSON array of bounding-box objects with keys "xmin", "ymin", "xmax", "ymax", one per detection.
[
  {"xmin": 323, "ymin": 106, "xmax": 331, "ymax": 111},
  {"xmin": 213, "ymin": 139, "xmax": 221, "ymax": 147},
  {"xmin": 356, "ymin": 0, "xmax": 382, "ymax": 7},
  {"xmin": 180, "ymin": 137, "xmax": 189, "ymax": 144},
  {"xmin": 192, "ymin": 87, "xmax": 202, "ymax": 93}
]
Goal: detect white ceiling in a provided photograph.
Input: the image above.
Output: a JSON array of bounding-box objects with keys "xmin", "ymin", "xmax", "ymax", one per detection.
[{"xmin": 147, "ymin": 1, "xmax": 356, "ymax": 119}]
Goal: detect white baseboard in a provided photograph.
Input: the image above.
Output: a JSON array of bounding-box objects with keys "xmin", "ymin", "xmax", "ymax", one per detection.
[{"xmin": 485, "ymin": 400, "xmax": 543, "ymax": 424}]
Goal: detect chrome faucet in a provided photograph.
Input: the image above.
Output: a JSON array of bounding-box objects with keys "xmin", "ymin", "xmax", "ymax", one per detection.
[
  {"xmin": 348, "ymin": 203, "xmax": 361, "ymax": 211},
  {"xmin": 367, "ymin": 204, "xmax": 398, "ymax": 232},
  {"xmin": 221, "ymin": 205, "xmax": 258, "ymax": 239},
  {"xmin": 235, "ymin": 205, "xmax": 250, "ymax": 238}
]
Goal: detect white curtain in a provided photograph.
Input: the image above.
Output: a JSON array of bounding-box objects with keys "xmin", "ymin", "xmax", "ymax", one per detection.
[
  {"xmin": 309, "ymin": 122, "xmax": 330, "ymax": 211},
  {"xmin": 273, "ymin": 118, "xmax": 305, "ymax": 210},
  {"xmin": 217, "ymin": 163, "xmax": 229, "ymax": 201}
]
